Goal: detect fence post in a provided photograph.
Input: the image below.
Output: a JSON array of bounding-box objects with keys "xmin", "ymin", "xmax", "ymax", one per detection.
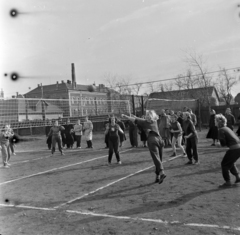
[
  {"xmin": 141, "ymin": 96, "xmax": 144, "ymax": 116},
  {"xmin": 132, "ymin": 95, "xmax": 135, "ymax": 115},
  {"xmin": 198, "ymin": 99, "xmax": 202, "ymax": 132}
]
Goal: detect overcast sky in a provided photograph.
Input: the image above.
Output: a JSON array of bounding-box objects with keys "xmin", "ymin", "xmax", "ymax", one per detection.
[{"xmin": 0, "ymin": 0, "xmax": 240, "ymax": 98}]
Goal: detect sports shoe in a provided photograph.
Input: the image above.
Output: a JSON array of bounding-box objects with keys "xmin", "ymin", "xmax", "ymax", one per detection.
[
  {"xmin": 107, "ymin": 162, "xmax": 111, "ymax": 166},
  {"xmin": 218, "ymin": 182, "xmax": 232, "ymax": 188},
  {"xmin": 211, "ymin": 143, "xmax": 216, "ymax": 146},
  {"xmin": 182, "ymin": 153, "xmax": 187, "ymax": 158},
  {"xmin": 13, "ymin": 153, "xmax": 16, "ymax": 155},
  {"xmin": 61, "ymin": 152, "xmax": 65, "ymax": 156},
  {"xmin": 77, "ymin": 147, "xmax": 81, "ymax": 149},
  {"xmin": 169, "ymin": 153, "xmax": 177, "ymax": 157},
  {"xmin": 159, "ymin": 174, "xmax": 166, "ymax": 184},
  {"xmin": 6, "ymin": 163, "xmax": 11, "ymax": 166},
  {"xmin": 155, "ymin": 176, "xmax": 160, "ymax": 183},
  {"xmin": 193, "ymin": 161, "xmax": 200, "ymax": 165},
  {"xmin": 185, "ymin": 161, "xmax": 193, "ymax": 165},
  {"xmin": 117, "ymin": 161, "xmax": 122, "ymax": 165},
  {"xmin": 2, "ymin": 165, "xmax": 9, "ymax": 168}
]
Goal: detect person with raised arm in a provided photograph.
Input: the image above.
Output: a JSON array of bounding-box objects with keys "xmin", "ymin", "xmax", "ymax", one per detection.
[
  {"xmin": 122, "ymin": 110, "xmax": 166, "ymax": 184},
  {"xmin": 215, "ymin": 114, "xmax": 240, "ymax": 188}
]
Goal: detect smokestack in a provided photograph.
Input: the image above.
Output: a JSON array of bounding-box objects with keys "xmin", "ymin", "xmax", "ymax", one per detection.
[{"xmin": 71, "ymin": 63, "xmax": 76, "ymax": 89}]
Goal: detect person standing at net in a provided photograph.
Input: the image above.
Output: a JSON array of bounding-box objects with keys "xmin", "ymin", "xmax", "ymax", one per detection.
[
  {"xmin": 215, "ymin": 114, "xmax": 240, "ymax": 187},
  {"xmin": 48, "ymin": 120, "xmax": 65, "ymax": 156},
  {"xmin": 206, "ymin": 109, "xmax": 218, "ymax": 146},
  {"xmin": 64, "ymin": 119, "xmax": 74, "ymax": 149},
  {"xmin": 83, "ymin": 116, "xmax": 93, "ymax": 148},
  {"xmin": 169, "ymin": 114, "xmax": 186, "ymax": 157},
  {"xmin": 225, "ymin": 108, "xmax": 235, "ymax": 131},
  {"xmin": 182, "ymin": 112, "xmax": 199, "ymax": 165},
  {"xmin": 73, "ymin": 119, "xmax": 83, "ymax": 148},
  {"xmin": 105, "ymin": 116, "xmax": 124, "ymax": 165},
  {"xmin": 122, "ymin": 111, "xmax": 166, "ymax": 184},
  {"xmin": 0, "ymin": 125, "xmax": 13, "ymax": 168}
]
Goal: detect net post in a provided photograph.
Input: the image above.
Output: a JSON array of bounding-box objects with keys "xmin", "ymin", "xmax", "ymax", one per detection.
[{"xmin": 198, "ymin": 99, "xmax": 202, "ymax": 132}]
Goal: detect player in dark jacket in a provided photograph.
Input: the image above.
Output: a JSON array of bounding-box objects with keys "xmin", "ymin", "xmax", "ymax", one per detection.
[
  {"xmin": 215, "ymin": 114, "xmax": 240, "ymax": 187},
  {"xmin": 105, "ymin": 116, "xmax": 124, "ymax": 165}
]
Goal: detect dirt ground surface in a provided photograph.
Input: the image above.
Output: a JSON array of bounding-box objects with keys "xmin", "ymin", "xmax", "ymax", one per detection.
[{"xmin": 0, "ymin": 129, "xmax": 240, "ymax": 235}]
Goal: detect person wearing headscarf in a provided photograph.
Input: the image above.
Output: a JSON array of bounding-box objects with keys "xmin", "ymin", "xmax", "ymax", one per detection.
[{"xmin": 215, "ymin": 114, "xmax": 240, "ymax": 187}]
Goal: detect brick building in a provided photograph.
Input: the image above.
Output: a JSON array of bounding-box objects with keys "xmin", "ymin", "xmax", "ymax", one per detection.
[{"xmin": 24, "ymin": 80, "xmax": 116, "ymax": 117}]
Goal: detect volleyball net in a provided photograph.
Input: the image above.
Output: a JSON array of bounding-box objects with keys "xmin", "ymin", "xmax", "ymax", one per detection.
[
  {"xmin": 146, "ymin": 98, "xmax": 198, "ymax": 114},
  {"xmin": 0, "ymin": 98, "xmax": 131, "ymax": 129}
]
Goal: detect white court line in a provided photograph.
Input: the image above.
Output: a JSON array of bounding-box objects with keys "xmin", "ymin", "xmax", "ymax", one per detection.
[
  {"xmin": 12, "ymin": 148, "xmax": 106, "ymax": 165},
  {"xmin": 0, "ymin": 149, "xmax": 132, "ymax": 186},
  {"xmin": 54, "ymin": 155, "xmax": 183, "ymax": 209},
  {"xmin": 0, "ymin": 203, "xmax": 55, "ymax": 211},
  {"xmin": 66, "ymin": 209, "xmax": 240, "ymax": 231},
  {"xmin": 0, "ymin": 203, "xmax": 239, "ymax": 232}
]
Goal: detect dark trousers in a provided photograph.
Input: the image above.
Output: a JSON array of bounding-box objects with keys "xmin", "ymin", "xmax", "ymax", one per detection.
[
  {"xmin": 75, "ymin": 135, "xmax": 82, "ymax": 147},
  {"xmin": 221, "ymin": 148, "xmax": 240, "ymax": 182},
  {"xmin": 147, "ymin": 134, "xmax": 164, "ymax": 176},
  {"xmin": 105, "ymin": 133, "xmax": 109, "ymax": 147},
  {"xmin": 108, "ymin": 137, "xmax": 120, "ymax": 163},
  {"xmin": 47, "ymin": 136, "xmax": 52, "ymax": 150},
  {"xmin": 129, "ymin": 128, "xmax": 138, "ymax": 147},
  {"xmin": 186, "ymin": 137, "xmax": 198, "ymax": 162},
  {"xmin": 52, "ymin": 136, "xmax": 62, "ymax": 154}
]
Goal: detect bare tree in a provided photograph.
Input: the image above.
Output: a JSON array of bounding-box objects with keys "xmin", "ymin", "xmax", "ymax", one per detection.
[
  {"xmin": 184, "ymin": 49, "xmax": 215, "ymax": 107},
  {"xmin": 217, "ymin": 68, "xmax": 239, "ymax": 105}
]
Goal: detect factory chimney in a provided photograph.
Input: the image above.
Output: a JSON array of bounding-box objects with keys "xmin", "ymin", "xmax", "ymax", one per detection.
[{"xmin": 71, "ymin": 63, "xmax": 76, "ymax": 89}]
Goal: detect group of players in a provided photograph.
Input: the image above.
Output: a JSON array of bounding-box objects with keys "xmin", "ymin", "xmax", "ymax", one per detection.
[
  {"xmin": 1, "ymin": 106, "xmax": 240, "ymax": 188},
  {"xmin": 46, "ymin": 116, "xmax": 94, "ymax": 156}
]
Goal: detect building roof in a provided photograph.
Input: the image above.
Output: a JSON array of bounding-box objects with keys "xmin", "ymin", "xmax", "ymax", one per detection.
[
  {"xmin": 25, "ymin": 82, "xmax": 111, "ymax": 96},
  {"xmin": 149, "ymin": 86, "xmax": 220, "ymax": 101}
]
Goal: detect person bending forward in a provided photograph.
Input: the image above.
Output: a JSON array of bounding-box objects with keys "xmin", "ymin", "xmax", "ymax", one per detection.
[{"xmin": 215, "ymin": 114, "xmax": 240, "ymax": 188}]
